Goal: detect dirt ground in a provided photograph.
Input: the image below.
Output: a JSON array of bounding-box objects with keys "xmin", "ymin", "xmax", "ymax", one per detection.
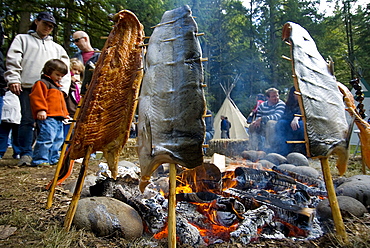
[{"xmin": 0, "ymin": 148, "xmax": 369, "ymax": 248}]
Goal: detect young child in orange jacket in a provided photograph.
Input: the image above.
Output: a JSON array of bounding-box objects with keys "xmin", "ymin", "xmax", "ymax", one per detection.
[{"xmin": 29, "ymin": 59, "xmax": 69, "ymax": 166}]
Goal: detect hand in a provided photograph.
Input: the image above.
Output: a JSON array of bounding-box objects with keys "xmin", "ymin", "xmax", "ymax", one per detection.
[
  {"xmin": 252, "ymin": 117, "xmax": 262, "ymax": 128},
  {"xmin": 37, "ymin": 111, "xmax": 47, "ymax": 120},
  {"xmin": 290, "ymin": 117, "xmax": 300, "ymax": 131},
  {"xmin": 9, "ymin": 83, "xmax": 22, "ymax": 96}
]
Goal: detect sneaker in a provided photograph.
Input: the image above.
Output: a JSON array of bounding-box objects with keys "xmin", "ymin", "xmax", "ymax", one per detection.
[
  {"xmin": 18, "ymin": 155, "xmax": 32, "ymax": 166},
  {"xmin": 13, "ymin": 154, "xmax": 20, "ymax": 159},
  {"xmin": 38, "ymin": 162, "xmax": 51, "ymax": 167}
]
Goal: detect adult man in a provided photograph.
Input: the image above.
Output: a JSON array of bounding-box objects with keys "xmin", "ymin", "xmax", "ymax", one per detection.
[
  {"xmin": 248, "ymin": 88, "xmax": 285, "ymax": 151},
  {"xmin": 71, "ymin": 31, "xmax": 100, "ymax": 94},
  {"xmin": 5, "ymin": 12, "xmax": 70, "ymax": 166},
  {"xmin": 220, "ymin": 115, "xmax": 231, "ymax": 139}
]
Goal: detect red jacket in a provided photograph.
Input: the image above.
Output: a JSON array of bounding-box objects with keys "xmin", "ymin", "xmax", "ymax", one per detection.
[{"xmin": 30, "ymin": 74, "xmax": 69, "ymax": 120}]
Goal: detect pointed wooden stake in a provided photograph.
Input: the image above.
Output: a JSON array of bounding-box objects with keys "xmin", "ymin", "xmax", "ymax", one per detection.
[
  {"xmin": 168, "ymin": 163, "xmax": 177, "ymax": 248},
  {"xmin": 320, "ymin": 157, "xmax": 348, "ymax": 244},
  {"xmin": 46, "ymin": 96, "xmax": 84, "ymax": 209},
  {"xmin": 63, "ymin": 146, "xmax": 93, "ymax": 231}
]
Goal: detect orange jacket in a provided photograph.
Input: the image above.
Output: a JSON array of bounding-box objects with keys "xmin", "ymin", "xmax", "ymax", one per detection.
[{"xmin": 30, "ymin": 75, "xmax": 69, "ymax": 120}]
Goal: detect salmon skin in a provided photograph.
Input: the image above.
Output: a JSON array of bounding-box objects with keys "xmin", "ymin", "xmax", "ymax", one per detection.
[
  {"xmin": 282, "ymin": 22, "xmax": 350, "ymax": 174},
  {"xmin": 138, "ymin": 5, "xmax": 206, "ymax": 192},
  {"xmin": 68, "ymin": 10, "xmax": 144, "ymax": 179}
]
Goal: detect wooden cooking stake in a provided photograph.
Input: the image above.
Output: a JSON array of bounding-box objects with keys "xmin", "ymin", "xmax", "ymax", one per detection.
[
  {"xmin": 63, "ymin": 145, "xmax": 93, "ymax": 231},
  {"xmin": 46, "ymin": 95, "xmax": 84, "ymax": 209},
  {"xmin": 320, "ymin": 157, "xmax": 348, "ymax": 243},
  {"xmin": 168, "ymin": 163, "xmax": 177, "ymax": 248}
]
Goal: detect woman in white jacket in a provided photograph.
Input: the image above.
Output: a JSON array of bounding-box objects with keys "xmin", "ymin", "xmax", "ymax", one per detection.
[{"xmin": 5, "ymin": 12, "xmax": 70, "ymax": 166}]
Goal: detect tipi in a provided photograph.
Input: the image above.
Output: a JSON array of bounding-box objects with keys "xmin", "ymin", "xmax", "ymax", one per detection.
[{"xmin": 213, "ymin": 83, "xmax": 249, "ymax": 139}]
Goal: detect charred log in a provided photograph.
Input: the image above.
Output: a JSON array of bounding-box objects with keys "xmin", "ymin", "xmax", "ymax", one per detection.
[
  {"xmin": 230, "ymin": 205, "xmax": 274, "ymax": 245},
  {"xmin": 224, "ymin": 188, "xmax": 314, "ymax": 230}
]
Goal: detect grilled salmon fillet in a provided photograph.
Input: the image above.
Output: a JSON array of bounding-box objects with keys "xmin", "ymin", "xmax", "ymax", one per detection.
[
  {"xmin": 69, "ymin": 10, "xmax": 145, "ymax": 179},
  {"xmin": 137, "ymin": 5, "xmax": 206, "ymax": 192}
]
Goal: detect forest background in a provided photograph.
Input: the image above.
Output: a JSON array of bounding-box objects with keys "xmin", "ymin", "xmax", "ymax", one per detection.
[{"xmin": 1, "ymin": 0, "xmax": 369, "ymax": 118}]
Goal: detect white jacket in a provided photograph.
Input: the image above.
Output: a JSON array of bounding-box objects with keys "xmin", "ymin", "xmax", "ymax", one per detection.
[
  {"xmin": 5, "ymin": 31, "xmax": 71, "ymax": 94},
  {"xmin": 2, "ymin": 91, "xmax": 21, "ymax": 124}
]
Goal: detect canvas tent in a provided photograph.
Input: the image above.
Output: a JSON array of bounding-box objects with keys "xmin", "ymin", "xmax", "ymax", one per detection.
[{"xmin": 213, "ymin": 84, "xmax": 249, "ymax": 140}]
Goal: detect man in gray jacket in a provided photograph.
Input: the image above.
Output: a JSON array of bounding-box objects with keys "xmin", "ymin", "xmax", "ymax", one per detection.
[{"xmin": 5, "ymin": 12, "xmax": 70, "ymax": 166}]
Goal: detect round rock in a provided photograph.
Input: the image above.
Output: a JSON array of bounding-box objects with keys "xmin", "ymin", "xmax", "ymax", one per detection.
[
  {"xmin": 73, "ymin": 197, "xmax": 143, "ymax": 238},
  {"xmin": 264, "ymin": 153, "xmax": 287, "ymax": 165},
  {"xmin": 258, "ymin": 159, "xmax": 276, "ymax": 169},
  {"xmin": 241, "ymin": 150, "xmax": 266, "ymax": 162},
  {"xmin": 336, "ymin": 178, "xmax": 370, "ymax": 207},
  {"xmin": 286, "ymin": 152, "xmax": 309, "ymax": 166},
  {"xmin": 316, "ymin": 195, "xmax": 368, "ymax": 221}
]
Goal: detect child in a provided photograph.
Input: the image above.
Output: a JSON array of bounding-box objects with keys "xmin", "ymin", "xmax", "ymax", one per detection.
[
  {"xmin": 29, "ymin": 59, "xmax": 69, "ymax": 166},
  {"xmin": 63, "ymin": 58, "xmax": 84, "ymax": 139},
  {"xmin": 0, "ymin": 90, "xmax": 21, "ymax": 159}
]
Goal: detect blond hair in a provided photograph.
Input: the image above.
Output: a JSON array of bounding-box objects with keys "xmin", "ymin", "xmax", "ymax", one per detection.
[{"xmin": 70, "ymin": 58, "xmax": 85, "ymax": 79}]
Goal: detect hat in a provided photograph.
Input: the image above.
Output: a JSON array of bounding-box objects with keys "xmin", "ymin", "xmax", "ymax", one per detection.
[{"xmin": 37, "ymin": 12, "xmax": 56, "ymax": 26}]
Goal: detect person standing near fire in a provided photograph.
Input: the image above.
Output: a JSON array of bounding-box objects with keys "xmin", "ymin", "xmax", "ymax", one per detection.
[
  {"xmin": 248, "ymin": 88, "xmax": 285, "ymax": 151},
  {"xmin": 221, "ymin": 115, "xmax": 231, "ymax": 139},
  {"xmin": 5, "ymin": 12, "xmax": 70, "ymax": 166},
  {"xmin": 71, "ymin": 31, "xmax": 100, "ymax": 94}
]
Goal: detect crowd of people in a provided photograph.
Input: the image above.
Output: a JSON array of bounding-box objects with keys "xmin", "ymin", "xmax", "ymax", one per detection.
[{"xmin": 0, "ymin": 11, "xmax": 100, "ymax": 167}]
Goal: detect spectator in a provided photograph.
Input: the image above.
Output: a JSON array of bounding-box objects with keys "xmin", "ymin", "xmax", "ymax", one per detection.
[
  {"xmin": 29, "ymin": 59, "xmax": 69, "ymax": 167},
  {"xmin": 0, "ymin": 91, "xmax": 21, "ymax": 159},
  {"xmin": 221, "ymin": 116, "xmax": 231, "ymax": 139},
  {"xmin": 71, "ymin": 31, "xmax": 100, "ymax": 94},
  {"xmin": 63, "ymin": 58, "xmax": 84, "ymax": 140},
  {"xmin": 0, "ymin": 23, "xmax": 7, "ymax": 117},
  {"xmin": 248, "ymin": 88, "xmax": 285, "ymax": 151},
  {"xmin": 247, "ymin": 93, "xmax": 265, "ymax": 124},
  {"xmin": 275, "ymin": 86, "xmax": 305, "ymax": 156},
  {"xmin": 204, "ymin": 109, "xmax": 214, "ymax": 154},
  {"xmin": 5, "ymin": 11, "xmax": 70, "ymax": 166}
]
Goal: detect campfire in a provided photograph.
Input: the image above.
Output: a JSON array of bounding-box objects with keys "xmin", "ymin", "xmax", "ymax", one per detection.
[{"xmin": 90, "ymin": 156, "xmax": 326, "ymax": 246}]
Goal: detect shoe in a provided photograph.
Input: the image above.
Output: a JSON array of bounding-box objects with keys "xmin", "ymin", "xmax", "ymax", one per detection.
[
  {"xmin": 30, "ymin": 162, "xmax": 50, "ymax": 167},
  {"xmin": 13, "ymin": 154, "xmax": 20, "ymax": 159},
  {"xmin": 39, "ymin": 162, "xmax": 51, "ymax": 167},
  {"xmin": 18, "ymin": 155, "xmax": 32, "ymax": 166}
]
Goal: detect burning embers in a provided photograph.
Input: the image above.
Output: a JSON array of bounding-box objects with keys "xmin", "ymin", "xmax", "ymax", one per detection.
[{"xmin": 91, "ymin": 160, "xmax": 326, "ymax": 245}]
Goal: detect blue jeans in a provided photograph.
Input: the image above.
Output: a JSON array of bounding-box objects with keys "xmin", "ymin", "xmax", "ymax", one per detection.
[
  {"xmin": 0, "ymin": 122, "xmax": 20, "ymax": 157},
  {"xmin": 275, "ymin": 119, "xmax": 305, "ymax": 156},
  {"xmin": 18, "ymin": 88, "xmax": 35, "ymax": 157},
  {"xmin": 32, "ymin": 117, "xmax": 64, "ymax": 165}
]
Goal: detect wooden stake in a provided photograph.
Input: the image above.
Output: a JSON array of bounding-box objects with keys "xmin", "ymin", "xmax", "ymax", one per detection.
[
  {"xmin": 63, "ymin": 146, "xmax": 93, "ymax": 231},
  {"xmin": 320, "ymin": 157, "xmax": 348, "ymax": 244},
  {"xmin": 168, "ymin": 163, "xmax": 177, "ymax": 248},
  {"xmin": 46, "ymin": 96, "xmax": 84, "ymax": 209}
]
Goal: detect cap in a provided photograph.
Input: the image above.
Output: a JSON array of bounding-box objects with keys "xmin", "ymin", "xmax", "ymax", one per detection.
[{"xmin": 37, "ymin": 12, "xmax": 56, "ymax": 26}]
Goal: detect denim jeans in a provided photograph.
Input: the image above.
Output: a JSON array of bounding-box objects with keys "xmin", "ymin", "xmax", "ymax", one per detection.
[
  {"xmin": 18, "ymin": 88, "xmax": 35, "ymax": 157},
  {"xmin": 275, "ymin": 119, "xmax": 305, "ymax": 156},
  {"xmin": 32, "ymin": 117, "xmax": 64, "ymax": 165},
  {"xmin": 0, "ymin": 122, "xmax": 20, "ymax": 157}
]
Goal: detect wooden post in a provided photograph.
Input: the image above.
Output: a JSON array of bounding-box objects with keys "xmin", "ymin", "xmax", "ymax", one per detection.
[
  {"xmin": 46, "ymin": 96, "xmax": 84, "ymax": 209},
  {"xmin": 168, "ymin": 163, "xmax": 177, "ymax": 248},
  {"xmin": 320, "ymin": 157, "xmax": 348, "ymax": 244},
  {"xmin": 63, "ymin": 146, "xmax": 93, "ymax": 231}
]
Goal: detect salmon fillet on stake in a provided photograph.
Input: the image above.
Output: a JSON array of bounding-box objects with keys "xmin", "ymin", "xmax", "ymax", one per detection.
[
  {"xmin": 138, "ymin": 5, "xmax": 206, "ymax": 192},
  {"xmin": 68, "ymin": 10, "xmax": 145, "ymax": 179}
]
